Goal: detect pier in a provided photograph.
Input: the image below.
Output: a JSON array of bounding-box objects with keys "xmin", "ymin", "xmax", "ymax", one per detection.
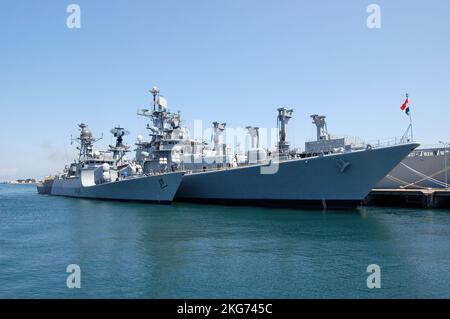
[{"xmin": 364, "ymin": 189, "xmax": 450, "ymax": 208}]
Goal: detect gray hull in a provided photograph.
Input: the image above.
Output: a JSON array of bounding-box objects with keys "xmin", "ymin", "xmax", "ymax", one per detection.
[
  {"xmin": 50, "ymin": 172, "xmax": 183, "ymax": 203},
  {"xmin": 375, "ymin": 151, "xmax": 449, "ymax": 189},
  {"xmin": 175, "ymin": 143, "xmax": 419, "ymax": 208},
  {"xmin": 37, "ymin": 184, "xmax": 51, "ymax": 195},
  {"xmin": 36, "ymin": 179, "xmax": 54, "ymax": 195}
]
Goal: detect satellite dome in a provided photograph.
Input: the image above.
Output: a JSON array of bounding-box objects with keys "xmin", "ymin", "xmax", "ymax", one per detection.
[{"xmin": 80, "ymin": 127, "xmax": 93, "ymax": 139}]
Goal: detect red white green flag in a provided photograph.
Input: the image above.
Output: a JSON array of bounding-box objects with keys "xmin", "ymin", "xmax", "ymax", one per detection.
[{"xmin": 400, "ymin": 94, "xmax": 410, "ymax": 115}]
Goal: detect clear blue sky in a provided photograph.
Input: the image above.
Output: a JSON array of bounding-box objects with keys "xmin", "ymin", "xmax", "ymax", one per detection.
[{"xmin": 1, "ymin": 0, "xmax": 449, "ymax": 180}]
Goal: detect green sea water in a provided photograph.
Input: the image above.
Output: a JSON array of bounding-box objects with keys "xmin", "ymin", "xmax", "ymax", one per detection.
[{"xmin": 1, "ymin": 184, "xmax": 449, "ymax": 298}]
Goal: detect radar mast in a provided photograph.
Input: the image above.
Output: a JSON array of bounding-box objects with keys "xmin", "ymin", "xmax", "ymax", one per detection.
[
  {"xmin": 109, "ymin": 126, "xmax": 130, "ymax": 165},
  {"xmin": 71, "ymin": 123, "xmax": 102, "ymax": 162}
]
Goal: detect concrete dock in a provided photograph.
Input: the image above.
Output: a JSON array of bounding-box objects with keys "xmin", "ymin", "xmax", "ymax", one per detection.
[{"xmin": 364, "ymin": 189, "xmax": 450, "ymax": 208}]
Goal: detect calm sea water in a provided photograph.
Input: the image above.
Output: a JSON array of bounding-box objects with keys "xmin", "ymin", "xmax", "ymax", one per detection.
[{"xmin": 1, "ymin": 184, "xmax": 449, "ymax": 298}]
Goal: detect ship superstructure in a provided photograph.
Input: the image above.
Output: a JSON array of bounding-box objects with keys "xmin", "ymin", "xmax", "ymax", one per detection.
[{"xmin": 135, "ymin": 87, "xmax": 237, "ymax": 174}]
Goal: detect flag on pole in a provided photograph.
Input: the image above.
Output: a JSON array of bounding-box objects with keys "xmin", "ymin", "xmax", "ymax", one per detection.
[{"xmin": 400, "ymin": 94, "xmax": 410, "ymax": 115}]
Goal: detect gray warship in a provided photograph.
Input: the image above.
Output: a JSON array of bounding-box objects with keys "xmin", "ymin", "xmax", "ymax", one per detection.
[
  {"xmin": 134, "ymin": 87, "xmax": 420, "ymax": 209},
  {"xmin": 375, "ymin": 145, "xmax": 449, "ymax": 189},
  {"xmin": 37, "ymin": 123, "xmax": 183, "ymax": 203}
]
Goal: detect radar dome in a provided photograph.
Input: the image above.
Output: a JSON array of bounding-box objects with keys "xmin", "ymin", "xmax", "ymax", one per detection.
[{"xmin": 81, "ymin": 127, "xmax": 93, "ymax": 139}]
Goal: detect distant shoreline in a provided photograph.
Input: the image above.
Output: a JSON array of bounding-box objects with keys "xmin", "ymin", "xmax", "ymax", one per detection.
[{"xmin": 1, "ymin": 181, "xmax": 38, "ymax": 185}]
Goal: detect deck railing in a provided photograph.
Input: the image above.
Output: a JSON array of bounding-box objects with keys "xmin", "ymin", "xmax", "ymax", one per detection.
[{"xmin": 363, "ymin": 136, "xmax": 409, "ymax": 149}]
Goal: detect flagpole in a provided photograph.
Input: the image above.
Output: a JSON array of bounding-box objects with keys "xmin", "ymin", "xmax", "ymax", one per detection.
[{"xmin": 407, "ymin": 93, "xmax": 414, "ymax": 141}]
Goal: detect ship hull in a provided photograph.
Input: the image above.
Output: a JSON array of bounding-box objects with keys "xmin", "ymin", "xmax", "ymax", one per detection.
[
  {"xmin": 49, "ymin": 172, "xmax": 183, "ymax": 203},
  {"xmin": 37, "ymin": 184, "xmax": 51, "ymax": 195},
  {"xmin": 375, "ymin": 150, "xmax": 449, "ymax": 189},
  {"xmin": 36, "ymin": 179, "xmax": 54, "ymax": 195},
  {"xmin": 175, "ymin": 143, "xmax": 419, "ymax": 209},
  {"xmin": 176, "ymin": 197, "xmax": 361, "ymax": 209}
]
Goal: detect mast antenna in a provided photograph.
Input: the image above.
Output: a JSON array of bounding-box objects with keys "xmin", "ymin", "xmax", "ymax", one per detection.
[{"xmin": 150, "ymin": 86, "xmax": 160, "ymax": 111}]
